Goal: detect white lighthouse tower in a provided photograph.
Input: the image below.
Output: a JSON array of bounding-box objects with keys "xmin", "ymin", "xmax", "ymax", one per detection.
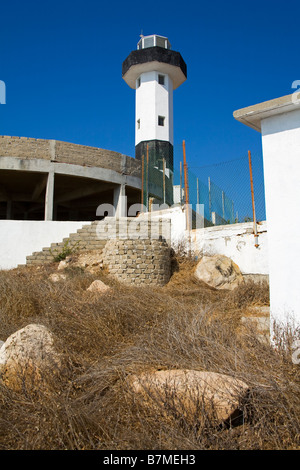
[{"xmin": 122, "ymin": 34, "xmax": 187, "ymax": 204}]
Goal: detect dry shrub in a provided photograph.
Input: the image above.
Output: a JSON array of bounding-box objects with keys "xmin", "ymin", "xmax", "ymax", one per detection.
[
  {"xmin": 0, "ymin": 259, "xmax": 299, "ymax": 450},
  {"xmin": 228, "ymin": 279, "xmax": 270, "ymax": 309}
]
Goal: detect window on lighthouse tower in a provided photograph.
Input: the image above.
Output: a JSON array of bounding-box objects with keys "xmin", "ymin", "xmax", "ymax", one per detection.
[
  {"xmin": 158, "ymin": 74, "xmax": 165, "ymax": 85},
  {"xmin": 158, "ymin": 116, "xmax": 165, "ymax": 126}
]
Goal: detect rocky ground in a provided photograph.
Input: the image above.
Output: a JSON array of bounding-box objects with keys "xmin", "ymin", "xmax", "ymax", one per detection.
[{"xmin": 0, "ymin": 252, "xmax": 299, "ymax": 450}]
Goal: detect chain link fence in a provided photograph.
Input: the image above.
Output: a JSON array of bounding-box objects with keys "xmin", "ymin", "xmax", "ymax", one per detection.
[
  {"xmin": 171, "ymin": 142, "xmax": 265, "ymax": 227},
  {"xmin": 140, "ymin": 144, "xmax": 174, "ymax": 209},
  {"xmin": 140, "ymin": 141, "xmax": 266, "ymax": 228},
  {"xmin": 190, "ymin": 157, "xmax": 265, "ymax": 225}
]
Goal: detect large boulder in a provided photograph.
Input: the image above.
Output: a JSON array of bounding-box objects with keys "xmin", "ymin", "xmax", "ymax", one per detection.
[
  {"xmin": 0, "ymin": 324, "xmax": 61, "ymax": 391},
  {"xmin": 128, "ymin": 369, "xmax": 249, "ymax": 424},
  {"xmin": 194, "ymin": 254, "xmax": 244, "ymax": 290}
]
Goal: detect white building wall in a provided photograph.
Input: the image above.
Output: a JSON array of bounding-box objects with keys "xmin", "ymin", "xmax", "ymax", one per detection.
[
  {"xmin": 135, "ymin": 71, "xmax": 173, "ymax": 145},
  {"xmin": 261, "ymin": 108, "xmax": 300, "ymax": 330},
  {"xmin": 168, "ymin": 76, "xmax": 174, "ymax": 144},
  {"xmin": 140, "ymin": 207, "xmax": 268, "ymax": 277},
  {"xmin": 190, "ymin": 222, "xmax": 268, "ymax": 276},
  {"xmin": 0, "ymin": 214, "xmax": 269, "ymax": 282},
  {"xmin": 136, "ymin": 71, "xmax": 156, "ymax": 145},
  {"xmin": 0, "ymin": 220, "xmax": 86, "ymax": 270}
]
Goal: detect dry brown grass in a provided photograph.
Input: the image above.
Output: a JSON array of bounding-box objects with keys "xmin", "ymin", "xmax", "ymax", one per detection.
[{"xmin": 0, "ymin": 257, "xmax": 299, "ymax": 450}]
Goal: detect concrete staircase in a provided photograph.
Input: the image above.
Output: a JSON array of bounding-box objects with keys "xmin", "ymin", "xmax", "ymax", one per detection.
[
  {"xmin": 25, "ymin": 216, "xmax": 171, "ymax": 266},
  {"xmin": 25, "ymin": 221, "xmax": 107, "ymax": 266}
]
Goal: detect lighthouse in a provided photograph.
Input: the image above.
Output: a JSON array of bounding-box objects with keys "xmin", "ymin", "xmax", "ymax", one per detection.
[{"xmin": 122, "ymin": 34, "xmax": 187, "ymax": 204}]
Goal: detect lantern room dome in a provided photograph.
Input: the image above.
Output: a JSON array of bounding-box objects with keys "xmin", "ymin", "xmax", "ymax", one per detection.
[
  {"xmin": 122, "ymin": 35, "xmax": 187, "ymax": 90},
  {"xmin": 137, "ymin": 34, "xmax": 171, "ymax": 50}
]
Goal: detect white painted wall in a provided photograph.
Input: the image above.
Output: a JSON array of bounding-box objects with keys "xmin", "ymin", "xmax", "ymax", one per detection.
[
  {"xmin": 190, "ymin": 221, "xmax": 268, "ymax": 276},
  {"xmin": 261, "ymin": 108, "xmax": 300, "ymax": 330},
  {"xmin": 139, "ymin": 206, "xmax": 186, "ymax": 246},
  {"xmin": 0, "ymin": 214, "xmax": 269, "ymax": 282},
  {"xmin": 140, "ymin": 207, "xmax": 268, "ymax": 276},
  {"xmin": 135, "ymin": 71, "xmax": 173, "ymax": 145},
  {"xmin": 0, "ymin": 220, "xmax": 86, "ymax": 270},
  {"xmin": 173, "ymin": 185, "xmax": 182, "ymax": 205}
]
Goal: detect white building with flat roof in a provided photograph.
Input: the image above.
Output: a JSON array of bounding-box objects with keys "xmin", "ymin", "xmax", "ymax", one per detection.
[{"xmin": 234, "ymin": 93, "xmax": 300, "ymax": 338}]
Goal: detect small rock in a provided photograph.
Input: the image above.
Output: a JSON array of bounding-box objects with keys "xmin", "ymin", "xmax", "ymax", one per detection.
[
  {"xmin": 128, "ymin": 369, "xmax": 249, "ymax": 424},
  {"xmin": 194, "ymin": 254, "xmax": 244, "ymax": 290},
  {"xmin": 87, "ymin": 279, "xmax": 111, "ymax": 294},
  {"xmin": 49, "ymin": 273, "xmax": 67, "ymax": 282},
  {"xmin": 57, "ymin": 260, "xmax": 68, "ymax": 271}
]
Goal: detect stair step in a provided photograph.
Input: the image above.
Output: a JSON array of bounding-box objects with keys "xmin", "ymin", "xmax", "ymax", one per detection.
[{"xmin": 25, "ymin": 217, "xmax": 170, "ymax": 267}]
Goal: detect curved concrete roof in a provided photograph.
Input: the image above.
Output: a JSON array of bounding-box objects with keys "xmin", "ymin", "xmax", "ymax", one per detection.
[
  {"xmin": 0, "ymin": 136, "xmax": 142, "ymax": 189},
  {"xmin": 0, "ymin": 136, "xmax": 167, "ymax": 204},
  {"xmin": 0, "ymin": 136, "xmax": 140, "ymax": 176}
]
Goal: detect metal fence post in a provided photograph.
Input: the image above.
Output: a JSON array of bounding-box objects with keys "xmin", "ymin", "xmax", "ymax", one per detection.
[
  {"xmin": 222, "ymin": 190, "xmax": 225, "ymax": 220},
  {"xmin": 208, "ymin": 177, "xmax": 212, "ymax": 222},
  {"xmin": 180, "ymin": 161, "xmax": 183, "ymax": 205},
  {"xmin": 183, "ymin": 140, "xmax": 190, "ymax": 231},
  {"xmin": 248, "ymin": 150, "xmax": 259, "ymax": 247}
]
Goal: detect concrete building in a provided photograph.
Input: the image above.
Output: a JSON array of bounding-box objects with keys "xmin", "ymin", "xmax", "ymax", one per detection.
[
  {"xmin": 122, "ymin": 34, "xmax": 187, "ymax": 205},
  {"xmin": 0, "ymin": 136, "xmax": 143, "ymax": 221},
  {"xmin": 234, "ymin": 93, "xmax": 300, "ymax": 334}
]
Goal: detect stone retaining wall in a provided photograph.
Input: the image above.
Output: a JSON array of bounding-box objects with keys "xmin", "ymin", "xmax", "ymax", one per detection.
[{"xmin": 102, "ymin": 237, "xmax": 171, "ymax": 286}]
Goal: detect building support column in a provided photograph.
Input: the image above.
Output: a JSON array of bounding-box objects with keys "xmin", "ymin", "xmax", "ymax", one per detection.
[
  {"xmin": 113, "ymin": 183, "xmax": 127, "ymax": 218},
  {"xmin": 44, "ymin": 170, "xmax": 55, "ymax": 221},
  {"xmin": 6, "ymin": 200, "xmax": 12, "ymax": 219}
]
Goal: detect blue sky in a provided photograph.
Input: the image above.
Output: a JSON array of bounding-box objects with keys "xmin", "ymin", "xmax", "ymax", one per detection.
[{"xmin": 0, "ymin": 0, "xmax": 299, "ymax": 173}]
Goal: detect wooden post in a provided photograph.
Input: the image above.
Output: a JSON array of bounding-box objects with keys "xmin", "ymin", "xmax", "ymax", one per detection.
[{"xmin": 248, "ymin": 150, "xmax": 259, "ymax": 247}]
